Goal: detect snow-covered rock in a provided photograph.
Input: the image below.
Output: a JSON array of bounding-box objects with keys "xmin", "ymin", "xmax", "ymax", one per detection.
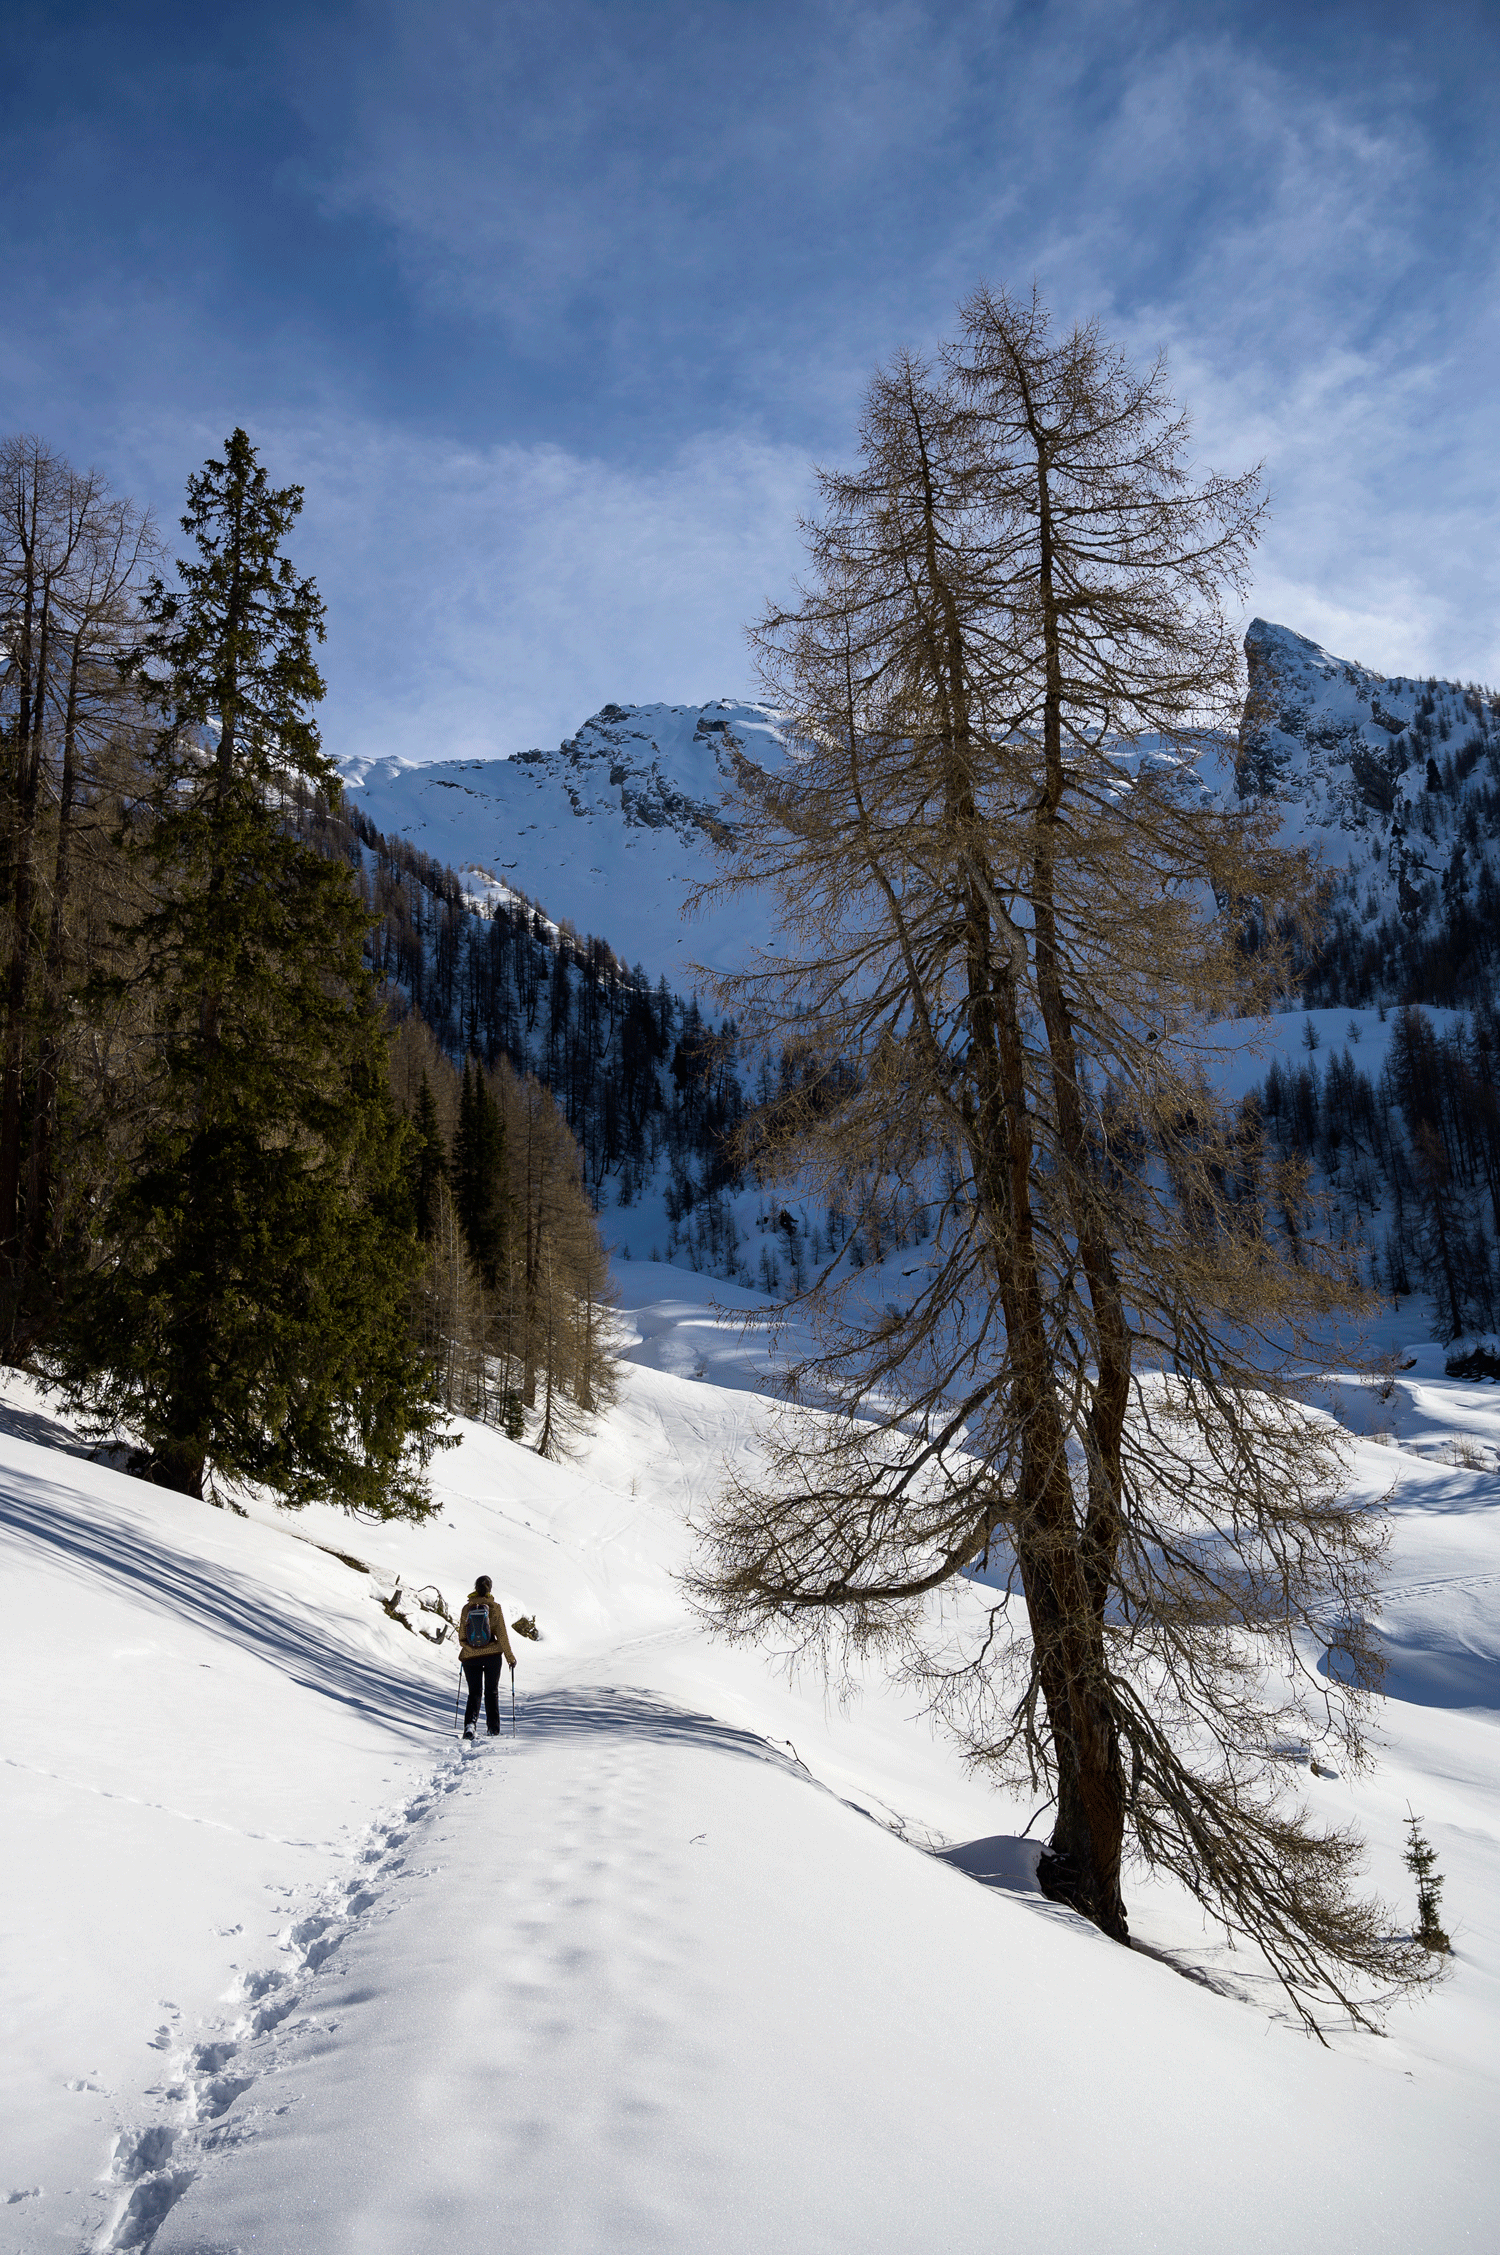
[
  {"xmin": 341, "ymin": 624, "xmax": 1500, "ymax": 1003},
  {"xmin": 1237, "ymin": 618, "xmax": 1500, "ymax": 987},
  {"xmin": 340, "ymin": 699, "xmax": 786, "ymax": 989}
]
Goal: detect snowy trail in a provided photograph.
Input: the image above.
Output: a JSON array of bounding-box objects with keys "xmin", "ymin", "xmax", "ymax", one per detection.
[
  {"xmin": 5, "ymin": 1272, "xmax": 1500, "ymax": 2249},
  {"xmin": 144, "ymin": 1680, "xmax": 1494, "ymax": 2255}
]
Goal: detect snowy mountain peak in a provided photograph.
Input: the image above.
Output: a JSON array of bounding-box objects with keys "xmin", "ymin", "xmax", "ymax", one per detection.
[
  {"xmin": 338, "ymin": 698, "xmax": 785, "ymax": 985},
  {"xmin": 342, "ymin": 632, "xmax": 1500, "ymax": 1008},
  {"xmin": 1239, "ymin": 616, "xmax": 1488, "ymax": 807},
  {"xmin": 535, "ymin": 695, "xmax": 782, "ymax": 844},
  {"xmin": 1238, "ymin": 619, "xmax": 1500, "ymax": 1002}
]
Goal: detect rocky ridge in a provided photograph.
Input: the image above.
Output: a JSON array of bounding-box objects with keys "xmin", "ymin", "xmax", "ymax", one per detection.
[
  {"xmin": 339, "ymin": 626, "xmax": 1500, "ymax": 1007},
  {"xmin": 1238, "ymin": 619, "xmax": 1500, "ymax": 1004}
]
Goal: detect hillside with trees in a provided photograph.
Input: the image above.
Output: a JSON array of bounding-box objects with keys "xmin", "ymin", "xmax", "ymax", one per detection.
[{"xmin": 0, "ymin": 431, "xmax": 624, "ymax": 1501}]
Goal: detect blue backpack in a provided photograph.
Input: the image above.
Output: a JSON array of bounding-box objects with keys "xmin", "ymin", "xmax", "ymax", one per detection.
[{"xmin": 463, "ymin": 1601, "xmax": 493, "ymax": 1648}]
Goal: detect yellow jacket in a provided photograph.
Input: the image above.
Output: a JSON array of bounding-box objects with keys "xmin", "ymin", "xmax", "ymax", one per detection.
[{"xmin": 456, "ymin": 1590, "xmax": 516, "ymax": 1666}]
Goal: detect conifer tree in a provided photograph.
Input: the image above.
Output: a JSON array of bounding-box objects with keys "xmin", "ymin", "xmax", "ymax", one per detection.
[
  {"xmin": 53, "ymin": 431, "xmax": 443, "ymax": 1515},
  {"xmin": 411, "ymin": 1070, "xmax": 447, "ymax": 1244},
  {"xmin": 690, "ymin": 290, "xmax": 1430, "ymax": 2026},
  {"xmin": 452, "ymin": 1056, "xmax": 508, "ymax": 1288},
  {"xmin": 1404, "ymin": 1812, "xmax": 1450, "ymax": 1953}
]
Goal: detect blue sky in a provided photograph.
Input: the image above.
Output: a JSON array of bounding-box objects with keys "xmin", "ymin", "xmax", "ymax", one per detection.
[{"xmin": 4, "ymin": 0, "xmax": 1497, "ymax": 761}]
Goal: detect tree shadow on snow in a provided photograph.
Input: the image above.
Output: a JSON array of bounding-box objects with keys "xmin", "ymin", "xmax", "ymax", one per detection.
[
  {"xmin": 0, "ymin": 1396, "xmax": 92, "ymax": 1455},
  {"xmin": 932, "ymin": 1834, "xmax": 1103, "ymax": 1934},
  {"xmin": 937, "ymin": 1834, "xmax": 1258, "ymax": 1996},
  {"xmin": 0, "ymin": 1468, "xmax": 443, "ymax": 1743},
  {"xmin": 515, "ymin": 1684, "xmax": 806, "ymax": 1771},
  {"xmin": 1321, "ymin": 1615, "xmax": 1500, "ymax": 1713}
]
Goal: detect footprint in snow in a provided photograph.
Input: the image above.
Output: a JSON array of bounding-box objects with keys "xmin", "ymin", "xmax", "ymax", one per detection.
[
  {"xmin": 194, "ymin": 2073, "xmax": 254, "ymax": 2122},
  {"xmin": 111, "ymin": 2126, "xmax": 178, "ymax": 2184},
  {"xmin": 228, "ymin": 1967, "xmax": 285, "ymax": 2003},
  {"xmin": 100, "ymin": 2165, "xmax": 196, "ymax": 2251},
  {"xmin": 246, "ymin": 1990, "xmax": 301, "ymax": 2037}
]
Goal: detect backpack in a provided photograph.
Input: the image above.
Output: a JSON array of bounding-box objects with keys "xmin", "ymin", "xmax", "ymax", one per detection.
[{"xmin": 462, "ymin": 1601, "xmax": 493, "ymax": 1649}]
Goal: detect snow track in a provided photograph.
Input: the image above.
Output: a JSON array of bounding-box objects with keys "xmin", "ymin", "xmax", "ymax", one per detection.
[{"xmin": 3, "ymin": 1271, "xmax": 1500, "ymax": 2250}]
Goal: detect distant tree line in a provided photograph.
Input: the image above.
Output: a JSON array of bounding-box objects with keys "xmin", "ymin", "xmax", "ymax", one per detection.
[
  {"xmin": 292, "ymin": 782, "xmax": 756, "ymax": 1290},
  {"xmin": 1254, "ymin": 1002, "xmax": 1500, "ymax": 1340}
]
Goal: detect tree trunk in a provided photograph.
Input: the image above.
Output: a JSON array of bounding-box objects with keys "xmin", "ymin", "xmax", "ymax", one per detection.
[
  {"xmin": 1024, "ymin": 1542, "xmax": 1130, "ymax": 1938},
  {"xmin": 148, "ymin": 1438, "xmax": 207, "ymax": 1499},
  {"xmin": 23, "ymin": 631, "xmax": 84, "ymax": 1290},
  {"xmin": 0, "ymin": 579, "xmax": 50, "ymax": 1260}
]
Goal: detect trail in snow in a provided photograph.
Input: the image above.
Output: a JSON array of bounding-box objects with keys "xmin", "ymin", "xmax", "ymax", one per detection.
[{"xmin": 2, "ymin": 1267, "xmax": 1498, "ymax": 2251}]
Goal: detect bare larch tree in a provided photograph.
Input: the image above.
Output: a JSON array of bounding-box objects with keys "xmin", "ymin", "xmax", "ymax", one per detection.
[
  {"xmin": 0, "ymin": 437, "xmax": 156, "ymax": 1352},
  {"xmin": 688, "ymin": 289, "xmax": 1430, "ymax": 2025}
]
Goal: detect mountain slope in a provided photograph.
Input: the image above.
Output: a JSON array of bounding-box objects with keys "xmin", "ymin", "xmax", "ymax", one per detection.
[
  {"xmin": 342, "ymin": 624, "xmax": 1500, "ymax": 1007},
  {"xmin": 1240, "ymin": 618, "xmax": 1500, "ymax": 1005},
  {"xmin": 340, "ymin": 698, "xmax": 785, "ymax": 988}
]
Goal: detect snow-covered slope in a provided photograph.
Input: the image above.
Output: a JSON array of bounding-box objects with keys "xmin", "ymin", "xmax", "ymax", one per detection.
[
  {"xmin": 336, "ymin": 622, "xmax": 1497, "ymax": 1001},
  {"xmin": 342, "ymin": 624, "xmax": 1500, "ymax": 1002},
  {"xmin": 4, "ymin": 1272, "xmax": 1500, "ymax": 2251},
  {"xmin": 340, "ymin": 699, "xmax": 786, "ymax": 988},
  {"xmin": 1239, "ymin": 618, "xmax": 1500, "ymax": 996}
]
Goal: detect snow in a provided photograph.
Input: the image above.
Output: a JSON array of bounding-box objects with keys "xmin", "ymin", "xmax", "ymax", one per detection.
[
  {"xmin": 4, "ymin": 1270, "xmax": 1500, "ymax": 2249},
  {"xmin": 1238, "ymin": 617, "xmax": 1499, "ymax": 953},
  {"xmin": 335, "ymin": 626, "xmax": 1500, "ymax": 1004},
  {"xmin": 1196, "ymin": 1002, "xmax": 1473, "ymax": 1103},
  {"xmin": 339, "ymin": 698, "xmax": 787, "ymax": 989}
]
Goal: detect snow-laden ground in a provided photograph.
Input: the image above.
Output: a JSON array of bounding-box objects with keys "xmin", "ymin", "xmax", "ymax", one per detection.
[{"xmin": 3, "ymin": 1269, "xmax": 1499, "ymax": 2252}]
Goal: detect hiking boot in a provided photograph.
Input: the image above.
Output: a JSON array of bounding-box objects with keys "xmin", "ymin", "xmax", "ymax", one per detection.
[{"xmin": 462, "ymin": 1726, "xmax": 475, "ymax": 1740}]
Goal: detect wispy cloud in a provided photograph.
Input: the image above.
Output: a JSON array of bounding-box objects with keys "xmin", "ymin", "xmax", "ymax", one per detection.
[
  {"xmin": 268, "ymin": 420, "xmax": 812, "ymax": 760},
  {"xmin": 4, "ymin": 0, "xmax": 1498, "ymax": 746}
]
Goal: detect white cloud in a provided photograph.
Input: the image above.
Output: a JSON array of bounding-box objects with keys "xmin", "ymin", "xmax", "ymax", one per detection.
[{"xmin": 269, "ymin": 419, "xmax": 814, "ymax": 761}]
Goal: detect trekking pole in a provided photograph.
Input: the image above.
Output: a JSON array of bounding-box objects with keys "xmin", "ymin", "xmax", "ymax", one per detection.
[
  {"xmin": 511, "ymin": 1666, "xmax": 517, "ymax": 1737},
  {"xmin": 453, "ymin": 1667, "xmax": 464, "ymax": 1737}
]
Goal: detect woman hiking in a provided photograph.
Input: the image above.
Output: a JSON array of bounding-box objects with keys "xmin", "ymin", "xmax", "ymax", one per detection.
[{"xmin": 457, "ymin": 1574, "xmax": 517, "ymax": 1739}]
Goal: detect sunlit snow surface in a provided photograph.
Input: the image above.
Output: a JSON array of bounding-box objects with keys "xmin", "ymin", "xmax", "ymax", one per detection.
[
  {"xmin": 339, "ymin": 698, "xmax": 787, "ymax": 988},
  {"xmin": 2, "ymin": 1269, "xmax": 1498, "ymax": 2251}
]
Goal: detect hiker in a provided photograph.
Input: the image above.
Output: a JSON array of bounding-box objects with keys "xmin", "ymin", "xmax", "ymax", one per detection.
[{"xmin": 457, "ymin": 1573, "xmax": 517, "ymax": 1739}]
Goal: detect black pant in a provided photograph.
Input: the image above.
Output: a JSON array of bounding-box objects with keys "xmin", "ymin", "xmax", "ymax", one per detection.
[{"xmin": 462, "ymin": 1653, "xmax": 504, "ymax": 1732}]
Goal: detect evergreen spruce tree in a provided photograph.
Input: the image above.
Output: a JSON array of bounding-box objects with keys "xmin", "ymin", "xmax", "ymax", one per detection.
[
  {"xmin": 53, "ymin": 431, "xmax": 444, "ymax": 1515},
  {"xmin": 452, "ymin": 1056, "xmax": 508, "ymax": 1288},
  {"xmin": 1404, "ymin": 1812, "xmax": 1451, "ymax": 1953},
  {"xmin": 411, "ymin": 1070, "xmax": 447, "ymax": 1244}
]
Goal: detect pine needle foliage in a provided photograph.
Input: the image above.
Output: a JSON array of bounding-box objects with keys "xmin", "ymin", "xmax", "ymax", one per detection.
[
  {"xmin": 410, "ymin": 1071, "xmax": 447, "ymax": 1244},
  {"xmin": 51, "ymin": 432, "xmax": 444, "ymax": 1516},
  {"xmin": 389, "ymin": 1013, "xmax": 616, "ymax": 1451},
  {"xmin": 453, "ymin": 1056, "xmax": 508, "ymax": 1287},
  {"xmin": 687, "ymin": 289, "xmax": 1432, "ymax": 2027}
]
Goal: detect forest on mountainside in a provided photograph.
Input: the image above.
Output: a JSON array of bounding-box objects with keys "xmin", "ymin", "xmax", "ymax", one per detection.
[
  {"xmin": 1254, "ymin": 677, "xmax": 1500, "ymax": 1012},
  {"xmin": 0, "ymin": 431, "xmax": 621, "ymax": 1496},
  {"xmin": 1251, "ymin": 1002, "xmax": 1500, "ymax": 1342}
]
